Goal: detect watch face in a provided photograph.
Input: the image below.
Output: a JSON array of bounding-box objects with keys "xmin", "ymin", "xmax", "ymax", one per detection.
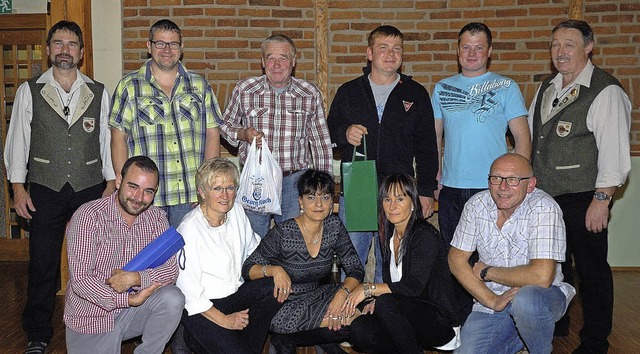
[{"xmin": 594, "ymin": 192, "xmax": 611, "ymax": 201}]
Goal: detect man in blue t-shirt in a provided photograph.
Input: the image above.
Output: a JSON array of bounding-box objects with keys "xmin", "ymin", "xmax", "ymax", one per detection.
[{"xmin": 431, "ymin": 22, "xmax": 531, "ymax": 323}]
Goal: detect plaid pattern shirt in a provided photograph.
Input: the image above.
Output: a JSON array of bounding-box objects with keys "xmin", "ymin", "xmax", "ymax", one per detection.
[
  {"xmin": 109, "ymin": 60, "xmax": 221, "ymax": 206},
  {"xmin": 63, "ymin": 193, "xmax": 177, "ymax": 334},
  {"xmin": 451, "ymin": 188, "xmax": 575, "ymax": 314},
  {"xmin": 220, "ymin": 75, "xmax": 333, "ymax": 174}
]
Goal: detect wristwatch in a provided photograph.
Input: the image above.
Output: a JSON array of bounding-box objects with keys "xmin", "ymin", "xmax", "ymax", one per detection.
[
  {"xmin": 593, "ymin": 191, "xmax": 612, "ymax": 201},
  {"xmin": 480, "ymin": 266, "xmax": 492, "ymax": 282}
]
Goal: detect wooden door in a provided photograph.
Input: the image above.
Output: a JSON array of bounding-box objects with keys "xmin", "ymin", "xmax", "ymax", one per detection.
[{"xmin": 0, "ymin": 14, "xmax": 48, "ymax": 261}]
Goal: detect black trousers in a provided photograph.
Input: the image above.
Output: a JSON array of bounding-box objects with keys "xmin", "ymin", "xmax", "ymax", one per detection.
[
  {"xmin": 182, "ymin": 278, "xmax": 282, "ymax": 354},
  {"xmin": 349, "ymin": 293, "xmax": 454, "ymax": 354},
  {"xmin": 555, "ymin": 192, "xmax": 613, "ymax": 353},
  {"xmin": 270, "ymin": 327, "xmax": 350, "ymax": 354},
  {"xmin": 22, "ymin": 182, "xmax": 104, "ymax": 342}
]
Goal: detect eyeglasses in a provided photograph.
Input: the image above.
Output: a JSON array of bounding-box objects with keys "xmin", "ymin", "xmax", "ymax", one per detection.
[
  {"xmin": 209, "ymin": 186, "xmax": 237, "ymax": 194},
  {"xmin": 488, "ymin": 175, "xmax": 533, "ymax": 187},
  {"xmin": 150, "ymin": 40, "xmax": 182, "ymax": 50}
]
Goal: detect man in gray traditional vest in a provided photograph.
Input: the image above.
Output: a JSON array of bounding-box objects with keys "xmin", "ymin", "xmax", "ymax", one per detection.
[
  {"xmin": 528, "ymin": 19, "xmax": 631, "ymax": 354},
  {"xmin": 3, "ymin": 20, "xmax": 115, "ymax": 354}
]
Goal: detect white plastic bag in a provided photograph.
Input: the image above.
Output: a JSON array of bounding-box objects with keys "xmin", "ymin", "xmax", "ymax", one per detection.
[{"xmin": 237, "ymin": 137, "xmax": 283, "ymax": 215}]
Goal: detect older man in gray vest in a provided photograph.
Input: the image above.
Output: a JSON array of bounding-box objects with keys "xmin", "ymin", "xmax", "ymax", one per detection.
[
  {"xmin": 3, "ymin": 21, "xmax": 115, "ymax": 354},
  {"xmin": 528, "ymin": 20, "xmax": 631, "ymax": 354}
]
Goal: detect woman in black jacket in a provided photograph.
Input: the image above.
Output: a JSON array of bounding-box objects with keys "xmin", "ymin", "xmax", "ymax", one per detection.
[{"xmin": 343, "ymin": 173, "xmax": 460, "ymax": 353}]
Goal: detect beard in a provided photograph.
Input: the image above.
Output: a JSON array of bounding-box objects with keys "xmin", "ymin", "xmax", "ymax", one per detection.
[
  {"xmin": 52, "ymin": 54, "xmax": 78, "ymax": 70},
  {"xmin": 117, "ymin": 192, "xmax": 151, "ymax": 217}
]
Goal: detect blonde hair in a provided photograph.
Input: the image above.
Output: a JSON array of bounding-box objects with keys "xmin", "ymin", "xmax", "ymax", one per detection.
[{"xmin": 195, "ymin": 158, "xmax": 239, "ymax": 204}]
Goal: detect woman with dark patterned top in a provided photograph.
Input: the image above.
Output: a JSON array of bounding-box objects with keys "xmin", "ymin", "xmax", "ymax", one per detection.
[{"xmin": 242, "ymin": 169, "xmax": 364, "ymax": 353}]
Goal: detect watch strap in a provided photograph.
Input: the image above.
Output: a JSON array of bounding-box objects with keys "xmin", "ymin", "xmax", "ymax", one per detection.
[{"xmin": 480, "ymin": 266, "xmax": 492, "ymax": 282}]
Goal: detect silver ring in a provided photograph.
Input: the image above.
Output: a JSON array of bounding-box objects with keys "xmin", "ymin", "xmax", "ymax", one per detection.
[{"xmin": 331, "ymin": 316, "xmax": 339, "ymax": 320}]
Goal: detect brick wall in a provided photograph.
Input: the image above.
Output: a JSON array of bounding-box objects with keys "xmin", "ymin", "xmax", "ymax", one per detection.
[{"xmin": 121, "ymin": 0, "xmax": 640, "ymax": 153}]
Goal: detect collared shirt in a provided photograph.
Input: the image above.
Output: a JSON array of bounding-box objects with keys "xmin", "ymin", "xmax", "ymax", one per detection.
[
  {"xmin": 451, "ymin": 188, "xmax": 575, "ymax": 314},
  {"xmin": 220, "ymin": 75, "xmax": 333, "ymax": 174},
  {"xmin": 63, "ymin": 193, "xmax": 177, "ymax": 334},
  {"xmin": 528, "ymin": 60, "xmax": 631, "ymax": 188},
  {"xmin": 109, "ymin": 60, "xmax": 222, "ymax": 206},
  {"xmin": 176, "ymin": 203, "xmax": 260, "ymax": 316},
  {"xmin": 4, "ymin": 68, "xmax": 115, "ymax": 183}
]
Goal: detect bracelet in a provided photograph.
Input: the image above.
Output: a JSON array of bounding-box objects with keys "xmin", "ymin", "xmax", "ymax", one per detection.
[
  {"xmin": 364, "ymin": 282, "xmax": 375, "ymax": 299},
  {"xmin": 340, "ymin": 286, "xmax": 351, "ymax": 296},
  {"xmin": 262, "ymin": 265, "xmax": 268, "ymax": 278}
]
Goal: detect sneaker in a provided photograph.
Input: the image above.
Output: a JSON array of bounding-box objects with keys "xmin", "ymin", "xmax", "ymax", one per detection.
[{"xmin": 25, "ymin": 341, "xmax": 48, "ymax": 354}]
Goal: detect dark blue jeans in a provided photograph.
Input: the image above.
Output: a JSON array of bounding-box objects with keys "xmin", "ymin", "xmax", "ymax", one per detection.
[
  {"xmin": 437, "ymin": 186, "xmax": 484, "ymax": 325},
  {"xmin": 437, "ymin": 186, "xmax": 485, "ymax": 246},
  {"xmin": 181, "ymin": 277, "xmax": 282, "ymax": 354}
]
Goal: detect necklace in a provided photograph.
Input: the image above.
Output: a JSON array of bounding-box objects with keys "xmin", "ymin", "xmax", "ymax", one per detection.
[
  {"xmin": 55, "ymin": 88, "xmax": 76, "ymax": 117},
  {"xmin": 552, "ymin": 85, "xmax": 577, "ymax": 108},
  {"xmin": 300, "ymin": 218, "xmax": 322, "ymax": 245},
  {"xmin": 202, "ymin": 205, "xmax": 227, "ymax": 227}
]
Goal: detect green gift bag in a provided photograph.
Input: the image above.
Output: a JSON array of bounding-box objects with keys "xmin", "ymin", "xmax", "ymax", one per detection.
[{"xmin": 341, "ymin": 135, "xmax": 378, "ymax": 232}]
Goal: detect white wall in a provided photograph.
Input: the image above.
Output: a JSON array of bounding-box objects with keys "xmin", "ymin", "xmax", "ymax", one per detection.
[{"xmin": 608, "ymin": 157, "xmax": 640, "ymax": 267}]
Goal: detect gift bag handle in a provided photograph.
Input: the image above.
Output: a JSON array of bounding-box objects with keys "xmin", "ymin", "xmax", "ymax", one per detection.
[{"xmin": 351, "ymin": 135, "xmax": 368, "ymax": 161}]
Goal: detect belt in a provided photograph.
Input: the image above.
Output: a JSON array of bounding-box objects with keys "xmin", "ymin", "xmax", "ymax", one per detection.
[{"xmin": 282, "ymin": 170, "xmax": 300, "ymax": 177}]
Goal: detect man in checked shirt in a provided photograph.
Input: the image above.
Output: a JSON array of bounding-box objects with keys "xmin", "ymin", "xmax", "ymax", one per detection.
[
  {"xmin": 220, "ymin": 34, "xmax": 333, "ymax": 237},
  {"xmin": 110, "ymin": 19, "xmax": 222, "ymax": 228},
  {"xmin": 64, "ymin": 156, "xmax": 184, "ymax": 353}
]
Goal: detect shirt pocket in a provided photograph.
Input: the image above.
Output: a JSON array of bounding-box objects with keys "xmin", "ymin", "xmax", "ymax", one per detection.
[
  {"xmin": 174, "ymin": 93, "xmax": 203, "ymax": 122},
  {"xmin": 135, "ymin": 97, "xmax": 167, "ymax": 125}
]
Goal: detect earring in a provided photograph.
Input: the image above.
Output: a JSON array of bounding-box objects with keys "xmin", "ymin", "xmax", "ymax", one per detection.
[{"xmin": 411, "ymin": 207, "xmax": 414, "ymax": 211}]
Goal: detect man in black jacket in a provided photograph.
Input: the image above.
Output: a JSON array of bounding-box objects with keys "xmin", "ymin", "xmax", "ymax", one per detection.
[{"xmin": 328, "ymin": 25, "xmax": 438, "ymax": 283}]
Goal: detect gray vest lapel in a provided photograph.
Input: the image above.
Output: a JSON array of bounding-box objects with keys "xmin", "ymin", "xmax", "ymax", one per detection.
[
  {"xmin": 71, "ymin": 84, "xmax": 95, "ymax": 126},
  {"xmin": 39, "ymin": 84, "xmax": 67, "ymax": 120}
]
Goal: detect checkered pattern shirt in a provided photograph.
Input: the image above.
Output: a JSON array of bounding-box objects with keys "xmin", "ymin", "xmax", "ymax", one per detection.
[
  {"xmin": 109, "ymin": 60, "xmax": 222, "ymax": 206},
  {"xmin": 220, "ymin": 75, "xmax": 333, "ymax": 174},
  {"xmin": 451, "ymin": 188, "xmax": 575, "ymax": 314},
  {"xmin": 63, "ymin": 193, "xmax": 177, "ymax": 334}
]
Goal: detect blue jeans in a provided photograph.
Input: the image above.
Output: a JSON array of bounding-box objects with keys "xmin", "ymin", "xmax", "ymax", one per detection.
[
  {"xmin": 338, "ymin": 196, "xmax": 383, "ymax": 283},
  {"xmin": 438, "ymin": 186, "xmax": 484, "ymax": 325},
  {"xmin": 245, "ymin": 170, "xmax": 304, "ymax": 237},
  {"xmin": 456, "ymin": 285, "xmax": 566, "ymax": 354},
  {"xmin": 162, "ymin": 203, "xmax": 196, "ymax": 227},
  {"xmin": 438, "ymin": 186, "xmax": 485, "ymax": 246}
]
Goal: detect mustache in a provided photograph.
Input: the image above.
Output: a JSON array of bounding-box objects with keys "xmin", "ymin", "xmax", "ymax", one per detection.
[
  {"xmin": 554, "ymin": 56, "xmax": 570, "ymax": 61},
  {"xmin": 55, "ymin": 54, "xmax": 73, "ymax": 60}
]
